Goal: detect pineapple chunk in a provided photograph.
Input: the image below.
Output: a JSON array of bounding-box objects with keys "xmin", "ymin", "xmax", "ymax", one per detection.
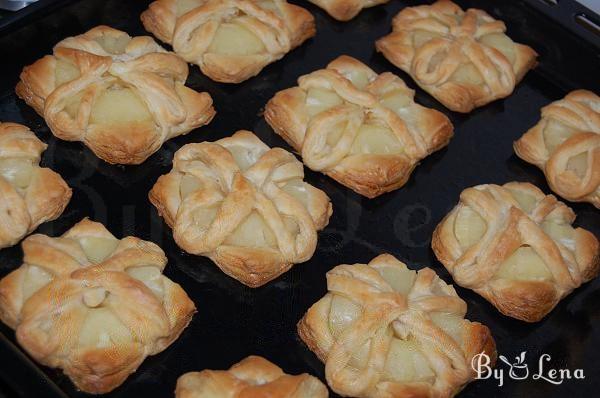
[
  {"xmin": 208, "ymin": 21, "xmax": 265, "ymax": 56},
  {"xmin": 79, "ymin": 307, "xmax": 132, "ymax": 347},
  {"xmin": 543, "ymin": 120, "xmax": 574, "ymax": 153},
  {"xmin": 480, "ymin": 33, "xmax": 516, "ymax": 65},
  {"xmin": 329, "ymin": 295, "xmax": 361, "ymax": 337},
  {"xmin": 567, "ymin": 152, "xmax": 588, "ymax": 179},
  {"xmin": 90, "ymin": 86, "xmax": 152, "ymax": 125},
  {"xmin": 451, "ymin": 63, "xmax": 484, "ymax": 85},
  {"xmin": 380, "ymin": 89, "xmax": 412, "ymax": 114},
  {"xmin": 22, "ymin": 265, "xmax": 53, "ymax": 301},
  {"xmin": 0, "ymin": 158, "xmax": 34, "ymax": 189},
  {"xmin": 225, "ymin": 211, "xmax": 277, "ymax": 248},
  {"xmin": 453, "ymin": 206, "xmax": 487, "ymax": 249},
  {"xmin": 93, "ymin": 33, "xmax": 130, "ymax": 55},
  {"xmin": 127, "ymin": 266, "xmax": 164, "ymax": 298},
  {"xmin": 495, "ymin": 246, "xmax": 552, "ymax": 281},
  {"xmin": 55, "ymin": 59, "xmax": 80, "ymax": 87},
  {"xmin": 374, "ymin": 264, "xmax": 416, "ymax": 295},
  {"xmin": 383, "ymin": 338, "xmax": 435, "ymax": 382},
  {"xmin": 541, "ymin": 220, "xmax": 575, "ymax": 251},
  {"xmin": 305, "ymin": 87, "xmax": 344, "ymax": 117},
  {"xmin": 227, "ymin": 145, "xmax": 258, "ymax": 171},
  {"xmin": 349, "ymin": 124, "xmax": 403, "ymax": 155},
  {"xmin": 78, "ymin": 236, "xmax": 119, "ymax": 264},
  {"xmin": 508, "ymin": 189, "xmax": 537, "ymax": 214}
]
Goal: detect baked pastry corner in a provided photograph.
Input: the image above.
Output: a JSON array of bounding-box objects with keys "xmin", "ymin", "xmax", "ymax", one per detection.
[
  {"xmin": 149, "ymin": 130, "xmax": 332, "ymax": 287},
  {"xmin": 432, "ymin": 182, "xmax": 600, "ymax": 322},
  {"xmin": 514, "ymin": 90, "xmax": 600, "ymax": 208},
  {"xmin": 0, "ymin": 218, "xmax": 196, "ymax": 393},
  {"xmin": 376, "ymin": 0, "xmax": 538, "ymax": 112},
  {"xmin": 141, "ymin": 0, "xmax": 316, "ymax": 83},
  {"xmin": 0, "ymin": 122, "xmax": 71, "ymax": 249},
  {"xmin": 175, "ymin": 355, "xmax": 328, "ymax": 397},
  {"xmin": 16, "ymin": 25, "xmax": 215, "ymax": 164},
  {"xmin": 298, "ymin": 253, "xmax": 496, "ymax": 398},
  {"xmin": 265, "ymin": 55, "xmax": 453, "ymax": 198},
  {"xmin": 307, "ymin": 0, "xmax": 389, "ymax": 21}
]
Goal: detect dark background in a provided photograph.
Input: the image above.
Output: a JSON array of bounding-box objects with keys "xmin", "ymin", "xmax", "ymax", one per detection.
[{"xmin": 0, "ymin": 0, "xmax": 599, "ymax": 397}]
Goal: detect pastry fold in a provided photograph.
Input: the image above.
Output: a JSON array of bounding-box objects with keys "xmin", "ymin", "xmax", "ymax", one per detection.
[
  {"xmin": 308, "ymin": 0, "xmax": 389, "ymax": 21},
  {"xmin": 514, "ymin": 90, "xmax": 600, "ymax": 208},
  {"xmin": 0, "ymin": 218, "xmax": 196, "ymax": 394},
  {"xmin": 149, "ymin": 130, "xmax": 332, "ymax": 287},
  {"xmin": 298, "ymin": 254, "xmax": 496, "ymax": 398},
  {"xmin": 0, "ymin": 122, "xmax": 71, "ymax": 249},
  {"xmin": 265, "ymin": 55, "xmax": 453, "ymax": 198},
  {"xmin": 141, "ymin": 0, "xmax": 316, "ymax": 83},
  {"xmin": 175, "ymin": 355, "xmax": 329, "ymax": 397},
  {"xmin": 376, "ymin": 0, "xmax": 538, "ymax": 113},
  {"xmin": 432, "ymin": 182, "xmax": 600, "ymax": 322},
  {"xmin": 16, "ymin": 25, "xmax": 215, "ymax": 164}
]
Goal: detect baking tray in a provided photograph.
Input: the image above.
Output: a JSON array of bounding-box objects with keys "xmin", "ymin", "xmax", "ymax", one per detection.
[{"xmin": 0, "ymin": 0, "xmax": 599, "ymax": 397}]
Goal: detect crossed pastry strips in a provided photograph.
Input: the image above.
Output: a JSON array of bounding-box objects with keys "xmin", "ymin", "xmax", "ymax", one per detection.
[
  {"xmin": 308, "ymin": 0, "xmax": 389, "ymax": 21},
  {"xmin": 149, "ymin": 130, "xmax": 332, "ymax": 287},
  {"xmin": 0, "ymin": 219, "xmax": 196, "ymax": 393},
  {"xmin": 141, "ymin": 0, "xmax": 316, "ymax": 83},
  {"xmin": 175, "ymin": 355, "xmax": 329, "ymax": 397},
  {"xmin": 298, "ymin": 254, "xmax": 495, "ymax": 398},
  {"xmin": 16, "ymin": 25, "xmax": 215, "ymax": 164},
  {"xmin": 0, "ymin": 122, "xmax": 71, "ymax": 249},
  {"xmin": 432, "ymin": 182, "xmax": 600, "ymax": 322},
  {"xmin": 265, "ymin": 55, "xmax": 453, "ymax": 198},
  {"xmin": 376, "ymin": 0, "xmax": 538, "ymax": 113},
  {"xmin": 514, "ymin": 90, "xmax": 600, "ymax": 208}
]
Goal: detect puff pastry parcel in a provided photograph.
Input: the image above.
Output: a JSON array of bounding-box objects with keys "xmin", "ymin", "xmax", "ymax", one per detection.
[
  {"xmin": 0, "ymin": 122, "xmax": 71, "ymax": 249},
  {"xmin": 308, "ymin": 0, "xmax": 389, "ymax": 21},
  {"xmin": 16, "ymin": 25, "xmax": 215, "ymax": 165},
  {"xmin": 0, "ymin": 219, "xmax": 196, "ymax": 394},
  {"xmin": 265, "ymin": 55, "xmax": 453, "ymax": 198},
  {"xmin": 432, "ymin": 182, "xmax": 600, "ymax": 322},
  {"xmin": 376, "ymin": 0, "xmax": 538, "ymax": 113},
  {"xmin": 141, "ymin": 0, "xmax": 316, "ymax": 83},
  {"xmin": 514, "ymin": 90, "xmax": 600, "ymax": 208},
  {"xmin": 149, "ymin": 130, "xmax": 332, "ymax": 287},
  {"xmin": 298, "ymin": 254, "xmax": 496, "ymax": 398},
  {"xmin": 175, "ymin": 355, "xmax": 328, "ymax": 397}
]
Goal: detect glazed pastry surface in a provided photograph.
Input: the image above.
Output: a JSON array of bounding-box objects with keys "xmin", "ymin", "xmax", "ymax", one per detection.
[
  {"xmin": 175, "ymin": 355, "xmax": 329, "ymax": 397},
  {"xmin": 298, "ymin": 254, "xmax": 496, "ymax": 398},
  {"xmin": 265, "ymin": 55, "xmax": 453, "ymax": 198},
  {"xmin": 141, "ymin": 0, "xmax": 316, "ymax": 83},
  {"xmin": 432, "ymin": 182, "xmax": 600, "ymax": 322},
  {"xmin": 514, "ymin": 90, "xmax": 600, "ymax": 208},
  {"xmin": 0, "ymin": 122, "xmax": 71, "ymax": 249},
  {"xmin": 376, "ymin": 0, "xmax": 538, "ymax": 112},
  {"xmin": 0, "ymin": 219, "xmax": 196, "ymax": 394},
  {"xmin": 16, "ymin": 25, "xmax": 215, "ymax": 164},
  {"xmin": 149, "ymin": 130, "xmax": 332, "ymax": 287}
]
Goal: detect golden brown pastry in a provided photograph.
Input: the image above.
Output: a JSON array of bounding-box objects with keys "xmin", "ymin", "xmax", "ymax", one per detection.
[
  {"xmin": 432, "ymin": 182, "xmax": 600, "ymax": 322},
  {"xmin": 0, "ymin": 218, "xmax": 196, "ymax": 394},
  {"xmin": 149, "ymin": 130, "xmax": 332, "ymax": 287},
  {"xmin": 376, "ymin": 0, "xmax": 538, "ymax": 113},
  {"xmin": 308, "ymin": 0, "xmax": 388, "ymax": 21},
  {"xmin": 514, "ymin": 90, "xmax": 600, "ymax": 208},
  {"xmin": 16, "ymin": 25, "xmax": 215, "ymax": 165},
  {"xmin": 0, "ymin": 122, "xmax": 71, "ymax": 249},
  {"xmin": 141, "ymin": 0, "xmax": 315, "ymax": 83},
  {"xmin": 298, "ymin": 254, "xmax": 496, "ymax": 398},
  {"xmin": 265, "ymin": 55, "xmax": 453, "ymax": 198},
  {"xmin": 175, "ymin": 355, "xmax": 329, "ymax": 397}
]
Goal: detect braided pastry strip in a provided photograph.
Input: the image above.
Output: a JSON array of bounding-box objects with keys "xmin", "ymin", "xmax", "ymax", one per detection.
[
  {"xmin": 376, "ymin": 0, "xmax": 537, "ymax": 113},
  {"xmin": 16, "ymin": 25, "xmax": 215, "ymax": 165},
  {"xmin": 298, "ymin": 254, "xmax": 495, "ymax": 398},
  {"xmin": 0, "ymin": 122, "xmax": 71, "ymax": 249},
  {"xmin": 141, "ymin": 0, "xmax": 315, "ymax": 83},
  {"xmin": 432, "ymin": 182, "xmax": 600, "ymax": 322},
  {"xmin": 0, "ymin": 219, "xmax": 196, "ymax": 394},
  {"xmin": 514, "ymin": 90, "xmax": 600, "ymax": 208},
  {"xmin": 308, "ymin": 0, "xmax": 389, "ymax": 21},
  {"xmin": 265, "ymin": 55, "xmax": 453, "ymax": 198},
  {"xmin": 149, "ymin": 130, "xmax": 332, "ymax": 287},
  {"xmin": 176, "ymin": 355, "xmax": 329, "ymax": 397}
]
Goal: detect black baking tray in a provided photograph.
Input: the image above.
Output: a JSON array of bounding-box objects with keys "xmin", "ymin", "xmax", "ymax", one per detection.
[{"xmin": 0, "ymin": 0, "xmax": 599, "ymax": 397}]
